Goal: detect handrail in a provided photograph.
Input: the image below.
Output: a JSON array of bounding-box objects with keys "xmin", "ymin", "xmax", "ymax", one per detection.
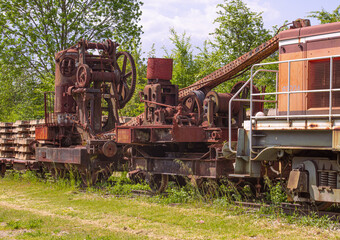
[
  {"xmin": 228, "ymin": 54, "xmax": 340, "ymax": 156},
  {"xmin": 228, "ymin": 69, "xmax": 278, "ymax": 153}
]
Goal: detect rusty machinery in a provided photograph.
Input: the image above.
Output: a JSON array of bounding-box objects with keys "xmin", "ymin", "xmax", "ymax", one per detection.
[
  {"xmin": 2, "ymin": 19, "xmax": 335, "ymax": 208},
  {"xmin": 34, "ymin": 39, "xmax": 136, "ymax": 182},
  {"xmin": 114, "ymin": 22, "xmax": 280, "ymax": 192},
  {"xmin": 116, "ymin": 20, "xmax": 312, "ymax": 193},
  {"xmin": 116, "ymin": 57, "xmax": 265, "ymax": 192},
  {"xmin": 118, "ymin": 20, "xmax": 328, "ymax": 196}
]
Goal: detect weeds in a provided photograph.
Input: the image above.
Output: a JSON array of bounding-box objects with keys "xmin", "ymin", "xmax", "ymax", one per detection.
[
  {"xmin": 27, "ymin": 219, "xmax": 43, "ymax": 229},
  {"xmin": 6, "ymin": 218, "xmax": 43, "ymax": 230},
  {"xmin": 264, "ymin": 176, "xmax": 287, "ymax": 205},
  {"xmin": 105, "ymin": 171, "xmax": 149, "ymax": 195},
  {"xmin": 7, "ymin": 220, "xmax": 23, "ymax": 230},
  {"xmin": 2, "ymin": 170, "xmax": 339, "ymax": 230}
]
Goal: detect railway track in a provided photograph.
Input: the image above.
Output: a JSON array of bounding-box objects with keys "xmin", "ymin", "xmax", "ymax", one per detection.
[
  {"xmin": 129, "ymin": 190, "xmax": 340, "ymax": 222},
  {"xmin": 235, "ymin": 201, "xmax": 340, "ymax": 222}
]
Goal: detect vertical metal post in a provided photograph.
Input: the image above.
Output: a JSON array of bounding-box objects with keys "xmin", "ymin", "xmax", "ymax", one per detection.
[
  {"xmin": 329, "ymin": 56, "xmax": 333, "ymax": 122},
  {"xmin": 49, "ymin": 93, "xmax": 52, "ymax": 123},
  {"xmin": 44, "ymin": 93, "xmax": 48, "ymax": 125},
  {"xmin": 275, "ymin": 72, "xmax": 278, "ymax": 115},
  {"xmin": 249, "ymin": 68, "xmax": 254, "ymax": 156},
  {"xmin": 49, "ymin": 93, "xmax": 51, "ymax": 124},
  {"xmin": 287, "ymin": 61, "xmax": 291, "ymax": 122}
]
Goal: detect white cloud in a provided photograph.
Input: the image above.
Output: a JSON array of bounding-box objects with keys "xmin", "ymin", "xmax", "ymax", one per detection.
[
  {"xmin": 244, "ymin": 0, "xmax": 281, "ymax": 23},
  {"xmin": 139, "ymin": 0, "xmax": 340, "ymax": 58},
  {"xmin": 140, "ymin": 0, "xmax": 220, "ymax": 56},
  {"xmin": 139, "ymin": 0, "xmax": 287, "ymax": 57}
]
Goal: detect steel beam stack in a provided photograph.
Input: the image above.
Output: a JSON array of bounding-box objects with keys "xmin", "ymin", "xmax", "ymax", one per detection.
[
  {"xmin": 13, "ymin": 120, "xmax": 43, "ymax": 160},
  {"xmin": 0, "ymin": 122, "xmax": 15, "ymax": 159}
]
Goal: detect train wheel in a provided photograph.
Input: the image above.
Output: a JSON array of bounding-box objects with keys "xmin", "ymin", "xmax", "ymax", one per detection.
[
  {"xmin": 127, "ymin": 170, "xmax": 145, "ymax": 184},
  {"xmin": 314, "ymin": 202, "xmax": 333, "ymax": 211},
  {"xmin": 198, "ymin": 179, "xmax": 219, "ymax": 197},
  {"xmin": 0, "ymin": 164, "xmax": 5, "ymax": 177},
  {"xmin": 35, "ymin": 166, "xmax": 47, "ymax": 179},
  {"xmin": 80, "ymin": 169, "xmax": 99, "ymax": 187},
  {"xmin": 237, "ymin": 181, "xmax": 257, "ymax": 200},
  {"xmin": 50, "ymin": 168, "xmax": 67, "ymax": 180},
  {"xmin": 189, "ymin": 176, "xmax": 204, "ymax": 189},
  {"xmin": 147, "ymin": 174, "xmax": 168, "ymax": 193},
  {"xmin": 0, "ymin": 163, "xmax": 6, "ymax": 177}
]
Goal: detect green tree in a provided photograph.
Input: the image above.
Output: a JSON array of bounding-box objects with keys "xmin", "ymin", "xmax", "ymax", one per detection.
[
  {"xmin": 194, "ymin": 40, "xmax": 221, "ymax": 81},
  {"xmin": 308, "ymin": 5, "xmax": 340, "ymax": 24},
  {"xmin": 212, "ymin": 0, "xmax": 271, "ymax": 64},
  {"xmin": 0, "ymin": 0, "xmax": 143, "ymax": 77},
  {"xmin": 209, "ymin": 0, "xmax": 273, "ymax": 92},
  {"xmin": 163, "ymin": 28, "xmax": 198, "ymax": 89},
  {"xmin": 0, "ymin": 0, "xmax": 143, "ymax": 121}
]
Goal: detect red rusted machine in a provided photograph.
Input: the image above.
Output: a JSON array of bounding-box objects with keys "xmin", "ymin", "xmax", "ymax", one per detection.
[
  {"xmin": 34, "ymin": 39, "xmax": 136, "ymax": 182},
  {"xmin": 116, "ymin": 55, "xmax": 267, "ymax": 191}
]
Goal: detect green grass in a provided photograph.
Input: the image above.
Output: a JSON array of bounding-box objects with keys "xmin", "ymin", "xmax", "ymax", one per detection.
[{"xmin": 0, "ymin": 172, "xmax": 338, "ymax": 239}]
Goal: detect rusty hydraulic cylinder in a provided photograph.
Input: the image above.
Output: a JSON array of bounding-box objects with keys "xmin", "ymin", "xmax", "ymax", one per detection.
[{"xmin": 54, "ymin": 49, "xmax": 78, "ymax": 114}]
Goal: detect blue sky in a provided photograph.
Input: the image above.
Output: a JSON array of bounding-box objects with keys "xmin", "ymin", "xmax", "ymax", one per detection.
[{"xmin": 139, "ymin": 0, "xmax": 340, "ymax": 57}]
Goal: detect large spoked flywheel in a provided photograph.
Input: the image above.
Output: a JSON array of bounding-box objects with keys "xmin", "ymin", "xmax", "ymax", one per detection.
[{"xmin": 115, "ymin": 51, "xmax": 136, "ymax": 108}]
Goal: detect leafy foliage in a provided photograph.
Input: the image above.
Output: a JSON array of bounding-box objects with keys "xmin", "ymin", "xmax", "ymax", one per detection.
[
  {"xmin": 210, "ymin": 0, "xmax": 273, "ymax": 93},
  {"xmin": 264, "ymin": 177, "xmax": 287, "ymax": 205},
  {"xmin": 164, "ymin": 28, "xmax": 199, "ymax": 89},
  {"xmin": 212, "ymin": 0, "xmax": 271, "ymax": 65},
  {"xmin": 0, "ymin": 0, "xmax": 143, "ymax": 121},
  {"xmin": 308, "ymin": 5, "xmax": 340, "ymax": 24},
  {"xmin": 0, "ymin": 0, "xmax": 143, "ymax": 77},
  {"xmin": 160, "ymin": 0, "xmax": 275, "ymax": 96}
]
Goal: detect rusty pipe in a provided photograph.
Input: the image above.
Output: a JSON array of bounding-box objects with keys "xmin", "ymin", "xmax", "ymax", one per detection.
[{"xmin": 91, "ymin": 71, "xmax": 117, "ymax": 83}]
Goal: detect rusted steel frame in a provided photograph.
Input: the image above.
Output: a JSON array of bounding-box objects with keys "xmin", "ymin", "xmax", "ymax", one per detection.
[
  {"xmin": 91, "ymin": 71, "xmax": 116, "ymax": 83},
  {"xmin": 199, "ymin": 151, "xmax": 210, "ymax": 159},
  {"xmin": 123, "ymin": 125, "xmax": 174, "ymax": 129},
  {"xmin": 84, "ymin": 42, "xmax": 113, "ymax": 52},
  {"xmin": 132, "ymin": 156, "xmax": 230, "ymax": 178},
  {"xmin": 36, "ymin": 147, "xmax": 87, "ymax": 164},
  {"xmin": 140, "ymin": 98, "xmax": 177, "ymax": 109},
  {"xmin": 132, "ymin": 156, "xmax": 226, "ymax": 162},
  {"xmin": 79, "ymin": 40, "xmax": 118, "ymax": 55},
  {"xmin": 43, "ymin": 91, "xmax": 55, "ymax": 125},
  {"xmin": 85, "ymin": 42, "xmax": 107, "ymax": 50},
  {"xmin": 85, "ymin": 55, "xmax": 114, "ymax": 61},
  {"xmin": 11, "ymin": 159, "xmax": 37, "ymax": 164}
]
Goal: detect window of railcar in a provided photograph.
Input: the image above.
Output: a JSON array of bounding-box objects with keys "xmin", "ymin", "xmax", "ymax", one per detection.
[{"xmin": 308, "ymin": 58, "xmax": 340, "ymax": 109}]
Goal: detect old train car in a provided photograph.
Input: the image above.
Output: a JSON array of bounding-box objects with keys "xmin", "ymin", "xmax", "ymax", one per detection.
[
  {"xmin": 0, "ymin": 18, "xmax": 338, "ymax": 208},
  {"xmin": 115, "ymin": 38, "xmax": 278, "ymax": 191},
  {"xmin": 226, "ymin": 21, "xmax": 340, "ymax": 209},
  {"xmin": 0, "ymin": 39, "xmax": 138, "ymax": 183}
]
